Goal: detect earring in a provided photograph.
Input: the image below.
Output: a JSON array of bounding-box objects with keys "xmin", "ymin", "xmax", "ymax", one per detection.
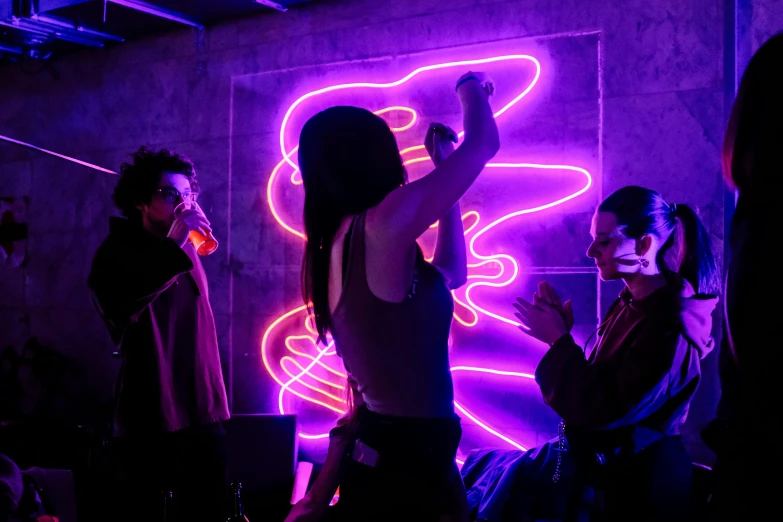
[{"xmin": 639, "ymin": 257, "xmax": 650, "ymax": 269}]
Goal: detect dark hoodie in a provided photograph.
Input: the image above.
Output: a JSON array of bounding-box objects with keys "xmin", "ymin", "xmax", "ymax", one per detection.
[
  {"xmin": 535, "ymin": 280, "xmax": 718, "ymax": 452},
  {"xmin": 88, "ymin": 217, "xmax": 229, "ymax": 437}
]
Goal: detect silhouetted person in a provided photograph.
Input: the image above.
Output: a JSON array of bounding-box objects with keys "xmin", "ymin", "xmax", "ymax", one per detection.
[
  {"xmin": 290, "ymin": 71, "xmax": 499, "ymax": 521},
  {"xmin": 88, "ymin": 148, "xmax": 229, "ymax": 522},
  {"xmin": 704, "ymin": 31, "xmax": 783, "ymax": 520}
]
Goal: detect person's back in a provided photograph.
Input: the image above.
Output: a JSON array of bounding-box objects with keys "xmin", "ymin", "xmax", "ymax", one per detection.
[
  {"xmin": 293, "ymin": 76, "xmax": 499, "ymax": 521},
  {"xmin": 330, "ymin": 212, "xmax": 454, "ymax": 418}
]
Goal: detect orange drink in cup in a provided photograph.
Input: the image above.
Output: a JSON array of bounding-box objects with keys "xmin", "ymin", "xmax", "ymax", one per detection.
[{"xmin": 178, "ymin": 200, "xmax": 218, "ymax": 256}]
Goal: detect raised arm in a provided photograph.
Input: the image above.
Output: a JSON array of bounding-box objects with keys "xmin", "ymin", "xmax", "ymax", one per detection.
[
  {"xmin": 367, "ymin": 72, "xmax": 500, "ymax": 249},
  {"xmin": 426, "ymin": 123, "xmax": 467, "ymax": 289}
]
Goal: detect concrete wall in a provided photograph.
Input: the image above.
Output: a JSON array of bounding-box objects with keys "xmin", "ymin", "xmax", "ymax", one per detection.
[
  {"xmin": 738, "ymin": 0, "xmax": 783, "ymax": 72},
  {"xmin": 1, "ymin": 0, "xmax": 779, "ymax": 463}
]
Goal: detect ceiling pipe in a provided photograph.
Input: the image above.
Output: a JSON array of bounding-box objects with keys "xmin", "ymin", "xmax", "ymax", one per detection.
[
  {"xmin": 255, "ymin": 0, "xmax": 288, "ymax": 12},
  {"xmin": 0, "ymin": 18, "xmax": 50, "ymax": 36},
  {"xmin": 31, "ymin": 13, "xmax": 125, "ymax": 42},
  {"xmin": 13, "ymin": 17, "xmax": 106, "ymax": 47},
  {"xmin": 0, "ymin": 42, "xmax": 22, "ymax": 55},
  {"xmin": 106, "ymin": 0, "xmax": 203, "ymax": 29}
]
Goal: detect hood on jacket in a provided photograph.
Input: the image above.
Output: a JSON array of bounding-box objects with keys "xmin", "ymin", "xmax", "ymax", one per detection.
[{"xmin": 679, "ymin": 281, "xmax": 719, "ymax": 359}]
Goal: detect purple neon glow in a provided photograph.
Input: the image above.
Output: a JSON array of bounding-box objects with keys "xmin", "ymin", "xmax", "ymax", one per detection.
[
  {"xmin": 280, "ymin": 339, "xmax": 337, "ymax": 440},
  {"xmin": 278, "ymin": 54, "xmax": 542, "ymax": 171},
  {"xmin": 282, "ymin": 357, "xmax": 538, "ymax": 444},
  {"xmin": 464, "ymin": 163, "xmax": 592, "ymax": 328},
  {"xmin": 262, "ymin": 50, "xmax": 595, "ymax": 452}
]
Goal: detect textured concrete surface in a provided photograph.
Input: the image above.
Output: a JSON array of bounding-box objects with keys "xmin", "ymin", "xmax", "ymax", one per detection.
[{"xmin": 1, "ymin": 0, "xmax": 779, "ymax": 463}]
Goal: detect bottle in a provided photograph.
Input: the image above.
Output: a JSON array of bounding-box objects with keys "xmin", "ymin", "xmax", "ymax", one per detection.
[
  {"xmin": 226, "ymin": 482, "xmax": 249, "ymax": 522},
  {"xmin": 162, "ymin": 490, "xmax": 173, "ymax": 522}
]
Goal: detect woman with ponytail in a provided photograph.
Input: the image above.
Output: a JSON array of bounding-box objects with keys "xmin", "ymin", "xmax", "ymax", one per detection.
[{"xmin": 511, "ymin": 186, "xmax": 719, "ymax": 521}]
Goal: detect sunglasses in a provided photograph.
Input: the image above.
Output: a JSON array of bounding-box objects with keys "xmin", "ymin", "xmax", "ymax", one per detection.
[{"xmin": 155, "ymin": 187, "xmax": 199, "ymax": 204}]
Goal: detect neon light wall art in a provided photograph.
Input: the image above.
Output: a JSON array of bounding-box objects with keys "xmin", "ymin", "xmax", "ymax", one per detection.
[{"xmin": 237, "ymin": 35, "xmax": 602, "ymax": 460}]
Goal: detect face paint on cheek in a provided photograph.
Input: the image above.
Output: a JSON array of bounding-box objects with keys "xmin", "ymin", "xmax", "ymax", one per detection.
[
  {"xmin": 594, "ymin": 240, "xmax": 627, "ymax": 281},
  {"xmin": 607, "ymin": 240, "xmax": 641, "ymax": 276}
]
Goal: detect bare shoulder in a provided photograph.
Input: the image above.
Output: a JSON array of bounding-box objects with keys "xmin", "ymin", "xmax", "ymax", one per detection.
[
  {"xmin": 364, "ymin": 206, "xmax": 417, "ymax": 302},
  {"xmin": 364, "ymin": 205, "xmax": 410, "ymax": 263}
]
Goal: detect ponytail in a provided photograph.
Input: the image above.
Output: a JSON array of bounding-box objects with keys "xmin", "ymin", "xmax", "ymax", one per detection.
[
  {"xmin": 599, "ymin": 187, "xmax": 720, "ymax": 296},
  {"xmin": 672, "ymin": 203, "xmax": 720, "ymax": 295}
]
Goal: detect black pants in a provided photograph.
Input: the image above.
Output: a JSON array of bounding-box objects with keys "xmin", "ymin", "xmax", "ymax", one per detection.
[
  {"xmin": 111, "ymin": 423, "xmax": 227, "ymax": 522},
  {"xmin": 601, "ymin": 436, "xmax": 693, "ymax": 522},
  {"xmin": 336, "ymin": 407, "xmax": 464, "ymax": 522}
]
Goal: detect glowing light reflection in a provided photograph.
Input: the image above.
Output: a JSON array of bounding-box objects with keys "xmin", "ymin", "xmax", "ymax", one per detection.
[
  {"xmin": 279, "ymin": 55, "xmax": 542, "ymax": 170},
  {"xmin": 261, "ymin": 52, "xmax": 594, "ymax": 451}
]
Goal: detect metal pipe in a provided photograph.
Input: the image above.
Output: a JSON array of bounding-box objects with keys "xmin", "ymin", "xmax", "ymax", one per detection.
[
  {"xmin": 255, "ymin": 0, "xmax": 288, "ymax": 12},
  {"xmin": 32, "ymin": 13, "xmax": 125, "ymax": 42},
  {"xmin": 12, "ymin": 18, "xmax": 56, "ymax": 34},
  {"xmin": 51, "ymin": 31, "xmax": 105, "ymax": 47},
  {"xmin": 106, "ymin": 0, "xmax": 203, "ymax": 29},
  {"xmin": 0, "ymin": 42, "xmax": 22, "ymax": 55},
  {"xmin": 17, "ymin": 18, "xmax": 105, "ymax": 47},
  {"xmin": 0, "ymin": 19, "xmax": 50, "ymax": 36},
  {"xmin": 76, "ymin": 24, "xmax": 124, "ymax": 42}
]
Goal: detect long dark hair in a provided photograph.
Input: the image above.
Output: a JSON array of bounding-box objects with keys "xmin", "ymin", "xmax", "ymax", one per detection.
[
  {"xmin": 723, "ymin": 31, "xmax": 783, "ymax": 194},
  {"xmin": 299, "ymin": 106, "xmax": 407, "ymax": 344},
  {"xmin": 598, "ymin": 186, "xmax": 720, "ymax": 295}
]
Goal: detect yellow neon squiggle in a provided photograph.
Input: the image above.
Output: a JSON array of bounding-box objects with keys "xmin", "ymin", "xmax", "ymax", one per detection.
[
  {"xmin": 262, "ymin": 53, "xmax": 594, "ymax": 448},
  {"xmin": 279, "ymin": 55, "xmax": 542, "ymax": 170},
  {"xmin": 284, "ymin": 336, "xmax": 347, "ymax": 378},
  {"xmin": 281, "ymin": 357, "xmax": 346, "ymax": 394}
]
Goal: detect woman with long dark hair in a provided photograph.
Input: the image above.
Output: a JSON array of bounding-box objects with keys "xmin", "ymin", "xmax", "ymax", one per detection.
[
  {"xmin": 510, "ymin": 186, "xmax": 720, "ymax": 521},
  {"xmin": 295, "ymin": 71, "xmax": 499, "ymax": 521},
  {"xmin": 703, "ymin": 32, "xmax": 783, "ymax": 520}
]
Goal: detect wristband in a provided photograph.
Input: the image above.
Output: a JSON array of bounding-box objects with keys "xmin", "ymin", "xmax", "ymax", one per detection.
[{"xmin": 455, "ymin": 75, "xmax": 479, "ymax": 92}]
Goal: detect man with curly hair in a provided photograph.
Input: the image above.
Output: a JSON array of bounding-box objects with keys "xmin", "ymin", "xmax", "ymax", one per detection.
[{"xmin": 88, "ymin": 147, "xmax": 229, "ymax": 521}]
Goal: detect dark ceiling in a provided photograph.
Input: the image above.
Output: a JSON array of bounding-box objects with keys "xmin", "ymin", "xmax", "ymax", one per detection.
[{"xmin": 0, "ymin": 0, "xmax": 312, "ymax": 69}]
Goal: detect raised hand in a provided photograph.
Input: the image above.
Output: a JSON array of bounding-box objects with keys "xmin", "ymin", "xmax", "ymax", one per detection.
[
  {"xmin": 424, "ymin": 123, "xmax": 458, "ymax": 166},
  {"xmin": 456, "ymin": 71, "xmax": 496, "ymax": 97},
  {"xmin": 167, "ymin": 201, "xmax": 212, "ymax": 249}
]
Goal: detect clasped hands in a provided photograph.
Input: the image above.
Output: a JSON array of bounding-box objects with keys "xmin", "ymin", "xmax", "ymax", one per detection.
[{"xmin": 513, "ymin": 281, "xmax": 574, "ymax": 346}]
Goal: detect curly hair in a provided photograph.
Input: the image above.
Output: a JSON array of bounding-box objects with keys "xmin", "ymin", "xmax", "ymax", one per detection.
[{"xmin": 112, "ymin": 147, "xmax": 197, "ymax": 221}]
